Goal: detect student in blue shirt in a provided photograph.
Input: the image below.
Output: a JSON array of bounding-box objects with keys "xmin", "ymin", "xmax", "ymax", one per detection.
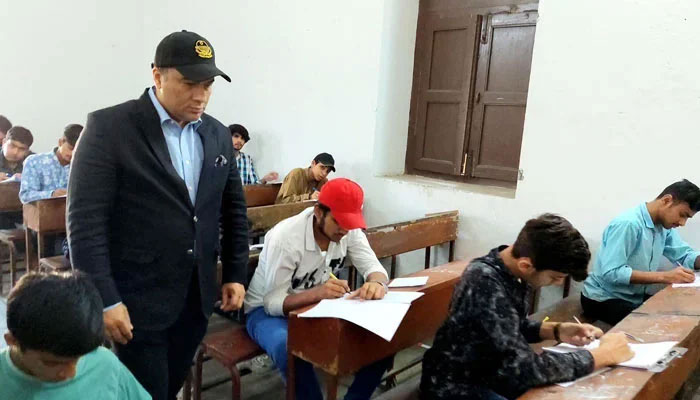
[
  {"xmin": 1, "ymin": 272, "xmax": 150, "ymax": 400},
  {"xmin": 19, "ymin": 123, "xmax": 82, "ymax": 204},
  {"xmin": 582, "ymin": 179, "xmax": 700, "ymax": 325},
  {"xmin": 229, "ymin": 124, "xmax": 278, "ymax": 185}
]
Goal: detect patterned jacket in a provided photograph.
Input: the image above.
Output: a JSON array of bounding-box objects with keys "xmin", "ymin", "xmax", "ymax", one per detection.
[{"xmin": 420, "ymin": 246, "xmax": 594, "ymax": 399}]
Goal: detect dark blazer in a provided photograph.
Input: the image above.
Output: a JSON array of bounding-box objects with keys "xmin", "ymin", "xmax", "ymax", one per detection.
[{"xmin": 67, "ymin": 88, "xmax": 249, "ymax": 330}]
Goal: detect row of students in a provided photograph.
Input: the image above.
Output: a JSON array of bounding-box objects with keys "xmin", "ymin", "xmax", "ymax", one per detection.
[
  {"xmin": 226, "ymin": 122, "xmax": 336, "ymax": 203},
  {"xmin": 421, "ymin": 179, "xmax": 700, "ymax": 399}
]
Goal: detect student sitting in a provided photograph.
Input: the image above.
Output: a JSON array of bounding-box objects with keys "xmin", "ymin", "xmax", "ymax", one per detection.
[
  {"xmin": 19, "ymin": 124, "xmax": 82, "ymax": 204},
  {"xmin": 420, "ymin": 214, "xmax": 634, "ymax": 400},
  {"xmin": 582, "ymin": 179, "xmax": 700, "ymax": 325},
  {"xmin": 0, "ymin": 115, "xmax": 12, "ymax": 144},
  {"xmin": 275, "ymin": 153, "xmax": 334, "ymax": 204},
  {"xmin": 0, "ymin": 126, "xmax": 33, "ymax": 180},
  {"xmin": 229, "ymin": 123, "xmax": 278, "ymax": 185},
  {"xmin": 1, "ymin": 271, "xmax": 150, "ymax": 399},
  {"xmin": 245, "ymin": 178, "xmax": 392, "ymax": 400}
]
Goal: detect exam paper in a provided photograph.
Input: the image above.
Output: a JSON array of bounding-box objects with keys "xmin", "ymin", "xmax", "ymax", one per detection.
[
  {"xmin": 672, "ymin": 272, "xmax": 700, "ymax": 287},
  {"xmin": 298, "ymin": 291, "xmax": 424, "ymax": 341},
  {"xmin": 543, "ymin": 340, "xmax": 678, "ymax": 369},
  {"xmin": 388, "ymin": 277, "xmax": 429, "ymax": 288}
]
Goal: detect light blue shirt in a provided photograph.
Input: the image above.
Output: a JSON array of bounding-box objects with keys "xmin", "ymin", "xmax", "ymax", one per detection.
[
  {"xmin": 148, "ymin": 87, "xmax": 203, "ymax": 205},
  {"xmin": 19, "ymin": 149, "xmax": 70, "ymax": 204},
  {"xmin": 583, "ymin": 202, "xmax": 700, "ymax": 305}
]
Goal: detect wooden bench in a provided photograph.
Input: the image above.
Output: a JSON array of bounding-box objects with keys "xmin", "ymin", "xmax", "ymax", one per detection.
[
  {"xmin": 352, "ymin": 211, "xmax": 458, "ymax": 285},
  {"xmin": 243, "ymin": 183, "xmax": 281, "ymax": 207},
  {"xmin": 247, "ymin": 200, "xmax": 315, "ymax": 239},
  {"xmin": 23, "ymin": 196, "xmax": 66, "ymax": 271},
  {"xmin": 38, "ymin": 255, "xmax": 69, "ymax": 272},
  {"xmin": 0, "ymin": 228, "xmax": 25, "ymax": 293}
]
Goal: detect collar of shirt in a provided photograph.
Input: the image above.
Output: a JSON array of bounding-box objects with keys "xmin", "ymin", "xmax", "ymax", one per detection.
[
  {"xmin": 639, "ymin": 202, "xmax": 656, "ymax": 230},
  {"xmin": 148, "ymin": 86, "xmax": 202, "ymax": 131},
  {"xmin": 51, "ymin": 147, "xmax": 67, "ymax": 168},
  {"xmin": 482, "ymin": 245, "xmax": 526, "ymax": 287}
]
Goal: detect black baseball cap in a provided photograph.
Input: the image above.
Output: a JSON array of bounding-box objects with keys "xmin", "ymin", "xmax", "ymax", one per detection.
[
  {"xmin": 153, "ymin": 30, "xmax": 231, "ymax": 83},
  {"xmin": 313, "ymin": 153, "xmax": 336, "ymax": 172}
]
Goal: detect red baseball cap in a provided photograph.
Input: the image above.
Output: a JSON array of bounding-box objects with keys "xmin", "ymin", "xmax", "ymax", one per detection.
[{"xmin": 318, "ymin": 178, "xmax": 366, "ymax": 230}]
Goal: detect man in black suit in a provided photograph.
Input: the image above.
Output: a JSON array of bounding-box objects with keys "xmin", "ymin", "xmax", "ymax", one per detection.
[{"xmin": 67, "ymin": 31, "xmax": 249, "ymax": 400}]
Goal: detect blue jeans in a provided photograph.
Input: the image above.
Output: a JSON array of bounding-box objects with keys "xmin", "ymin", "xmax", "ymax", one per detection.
[{"xmin": 246, "ymin": 307, "xmax": 392, "ymax": 400}]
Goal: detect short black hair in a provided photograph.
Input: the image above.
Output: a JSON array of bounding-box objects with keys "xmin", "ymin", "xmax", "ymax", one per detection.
[
  {"xmin": 656, "ymin": 179, "xmax": 700, "ymax": 212},
  {"xmin": 63, "ymin": 124, "xmax": 83, "ymax": 147},
  {"xmin": 228, "ymin": 124, "xmax": 250, "ymax": 143},
  {"xmin": 6, "ymin": 272, "xmax": 104, "ymax": 357},
  {"xmin": 512, "ymin": 214, "xmax": 591, "ymax": 281},
  {"xmin": 6, "ymin": 126, "xmax": 34, "ymax": 147},
  {"xmin": 0, "ymin": 115, "xmax": 11, "ymax": 134}
]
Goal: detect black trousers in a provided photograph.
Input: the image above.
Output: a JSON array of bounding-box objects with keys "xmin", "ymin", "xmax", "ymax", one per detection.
[
  {"xmin": 115, "ymin": 272, "xmax": 208, "ymax": 400},
  {"xmin": 580, "ymin": 293, "xmax": 650, "ymax": 326}
]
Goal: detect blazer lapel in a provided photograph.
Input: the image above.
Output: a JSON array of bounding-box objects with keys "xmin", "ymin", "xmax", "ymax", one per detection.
[
  {"xmin": 133, "ymin": 89, "xmax": 192, "ymax": 206},
  {"xmin": 195, "ymin": 119, "xmax": 218, "ymax": 208}
]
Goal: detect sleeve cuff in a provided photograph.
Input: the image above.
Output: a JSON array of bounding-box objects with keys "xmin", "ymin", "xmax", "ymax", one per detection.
[
  {"xmin": 264, "ymin": 293, "xmax": 286, "ymax": 317},
  {"xmin": 103, "ymin": 302, "xmax": 122, "ymax": 312}
]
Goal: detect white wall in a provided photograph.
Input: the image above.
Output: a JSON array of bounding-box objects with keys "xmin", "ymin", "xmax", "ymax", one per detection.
[{"xmin": 4, "ymin": 0, "xmax": 700, "ymax": 309}]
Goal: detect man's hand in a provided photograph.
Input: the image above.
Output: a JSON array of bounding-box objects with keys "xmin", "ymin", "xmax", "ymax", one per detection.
[
  {"xmin": 261, "ymin": 172, "xmax": 279, "ymax": 184},
  {"xmin": 52, "ymin": 188, "xmax": 68, "ymax": 197},
  {"xmin": 664, "ymin": 266, "xmax": 695, "ymax": 284},
  {"xmin": 13, "ymin": 173, "xmax": 21, "ymax": 179},
  {"xmin": 590, "ymin": 332, "xmax": 634, "ymax": 369},
  {"xmin": 347, "ymin": 281, "xmax": 387, "ymax": 300},
  {"xmin": 314, "ymin": 279, "xmax": 349, "ymax": 300},
  {"xmin": 221, "ymin": 283, "xmax": 246, "ymax": 311},
  {"xmin": 311, "ymin": 191, "xmax": 320, "ymax": 200},
  {"xmin": 104, "ymin": 303, "xmax": 133, "ymax": 345},
  {"xmin": 558, "ymin": 322, "xmax": 603, "ymax": 346},
  {"xmin": 0, "ymin": 173, "xmax": 9, "ymax": 181}
]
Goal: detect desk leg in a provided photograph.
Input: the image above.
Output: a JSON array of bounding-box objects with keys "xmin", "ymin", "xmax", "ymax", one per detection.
[
  {"xmin": 25, "ymin": 228, "xmax": 36, "ymax": 272},
  {"xmin": 326, "ymin": 374, "xmax": 339, "ymax": 400},
  {"xmin": 286, "ymin": 352, "xmax": 296, "ymax": 400},
  {"xmin": 36, "ymin": 233, "xmax": 43, "ymax": 271}
]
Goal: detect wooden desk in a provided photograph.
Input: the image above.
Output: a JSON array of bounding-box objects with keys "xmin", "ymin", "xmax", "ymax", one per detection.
[
  {"xmin": 23, "ymin": 196, "xmax": 66, "ymax": 270},
  {"xmin": 247, "ymin": 200, "xmax": 315, "ymax": 238},
  {"xmin": 520, "ymin": 312, "xmax": 700, "ymax": 400},
  {"xmin": 244, "ymin": 183, "xmax": 281, "ymax": 207},
  {"xmin": 0, "ymin": 182, "xmax": 22, "ymax": 212},
  {"xmin": 634, "ymin": 286, "xmax": 700, "ymax": 316},
  {"xmin": 286, "ymin": 260, "xmax": 469, "ymax": 400}
]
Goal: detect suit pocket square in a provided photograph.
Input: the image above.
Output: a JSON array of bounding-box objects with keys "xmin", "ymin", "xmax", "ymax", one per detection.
[{"xmin": 214, "ymin": 155, "xmax": 228, "ymax": 167}]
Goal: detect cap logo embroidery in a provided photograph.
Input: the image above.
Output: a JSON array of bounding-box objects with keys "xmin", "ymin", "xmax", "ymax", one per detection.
[{"xmin": 194, "ymin": 40, "xmax": 213, "ymax": 59}]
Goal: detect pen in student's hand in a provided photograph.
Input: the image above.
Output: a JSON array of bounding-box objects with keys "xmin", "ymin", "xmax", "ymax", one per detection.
[
  {"xmin": 623, "ymin": 331, "xmax": 645, "ymax": 343},
  {"xmin": 573, "ymin": 316, "xmax": 595, "ymax": 341},
  {"xmin": 329, "ymin": 272, "xmax": 350, "ymax": 293}
]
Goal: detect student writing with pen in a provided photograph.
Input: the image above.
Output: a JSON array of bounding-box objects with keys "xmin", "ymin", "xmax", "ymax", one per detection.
[
  {"xmin": 243, "ymin": 178, "xmax": 391, "ymax": 400},
  {"xmin": 420, "ymin": 214, "xmax": 634, "ymax": 400},
  {"xmin": 582, "ymin": 180, "xmax": 700, "ymax": 326}
]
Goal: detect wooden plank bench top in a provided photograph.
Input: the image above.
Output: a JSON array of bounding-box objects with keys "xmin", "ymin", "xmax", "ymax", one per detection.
[
  {"xmin": 0, "ymin": 182, "xmax": 22, "ymax": 212},
  {"xmin": 365, "ymin": 211, "xmax": 458, "ymax": 259},
  {"xmin": 39, "ymin": 255, "xmax": 69, "ymax": 272},
  {"xmin": 634, "ymin": 286, "xmax": 700, "ymax": 316},
  {"xmin": 244, "ymin": 183, "xmax": 281, "ymax": 207},
  {"xmin": 247, "ymin": 200, "xmax": 315, "ymax": 237}
]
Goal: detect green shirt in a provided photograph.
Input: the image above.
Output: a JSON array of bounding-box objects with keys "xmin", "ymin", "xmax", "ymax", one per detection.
[{"xmin": 0, "ymin": 347, "xmax": 151, "ymax": 400}]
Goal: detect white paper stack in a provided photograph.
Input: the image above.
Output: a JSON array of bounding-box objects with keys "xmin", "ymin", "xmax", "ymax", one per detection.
[{"xmin": 298, "ymin": 291, "xmax": 424, "ymax": 341}]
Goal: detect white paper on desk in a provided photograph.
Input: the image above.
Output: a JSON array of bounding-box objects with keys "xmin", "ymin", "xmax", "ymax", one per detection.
[
  {"xmin": 388, "ymin": 277, "xmax": 429, "ymax": 288},
  {"xmin": 299, "ymin": 299, "xmax": 410, "ymax": 341},
  {"xmin": 543, "ymin": 340, "xmax": 678, "ymax": 369},
  {"xmin": 557, "ymin": 367, "xmax": 611, "ymax": 387},
  {"xmin": 0, "ymin": 175, "xmax": 20, "ymax": 183},
  {"xmin": 672, "ymin": 273, "xmax": 700, "ymax": 287}
]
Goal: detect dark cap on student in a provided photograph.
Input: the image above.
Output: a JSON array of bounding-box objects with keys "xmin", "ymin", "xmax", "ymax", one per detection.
[
  {"xmin": 318, "ymin": 178, "xmax": 366, "ymax": 230},
  {"xmin": 153, "ymin": 30, "xmax": 231, "ymax": 83},
  {"xmin": 313, "ymin": 152, "xmax": 336, "ymax": 172}
]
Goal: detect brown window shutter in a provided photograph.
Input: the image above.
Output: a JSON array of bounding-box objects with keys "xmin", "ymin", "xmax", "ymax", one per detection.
[{"xmin": 467, "ymin": 11, "xmax": 538, "ymax": 182}]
